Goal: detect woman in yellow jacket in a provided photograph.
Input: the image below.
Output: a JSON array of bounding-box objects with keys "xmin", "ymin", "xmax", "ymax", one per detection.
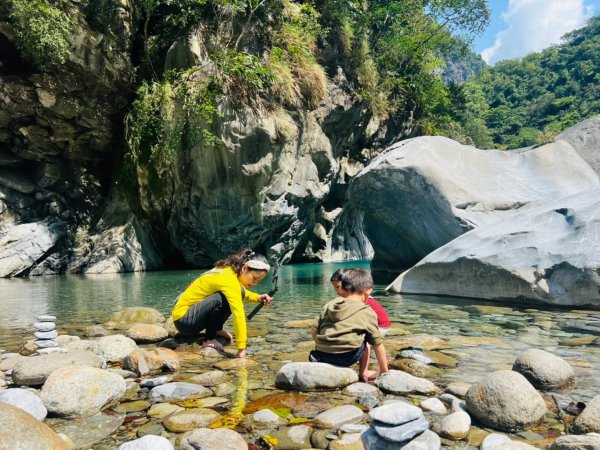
[{"xmin": 172, "ymin": 248, "xmax": 272, "ymax": 358}]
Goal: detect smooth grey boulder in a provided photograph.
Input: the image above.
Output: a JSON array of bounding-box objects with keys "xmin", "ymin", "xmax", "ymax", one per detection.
[
  {"xmin": 549, "ymin": 433, "xmax": 600, "ymax": 450},
  {"xmin": 512, "ymin": 349, "xmax": 575, "ymax": 389},
  {"xmin": 349, "ymin": 135, "xmax": 599, "ymax": 273},
  {"xmin": 558, "ymin": 115, "xmax": 600, "ymax": 176},
  {"xmin": 0, "ymin": 388, "xmax": 47, "ymax": 420},
  {"xmin": 375, "ymin": 370, "xmax": 437, "ymax": 395},
  {"xmin": 275, "ymin": 362, "xmax": 358, "ymax": 391},
  {"xmin": 573, "ymin": 396, "xmax": 600, "ymax": 433},
  {"xmin": 11, "ymin": 350, "xmax": 103, "ymax": 385},
  {"xmin": 465, "ymin": 370, "xmax": 547, "ymax": 431},
  {"xmin": 388, "ymin": 189, "xmax": 600, "ymax": 308},
  {"xmin": 40, "ymin": 365, "xmax": 126, "ymax": 417}
]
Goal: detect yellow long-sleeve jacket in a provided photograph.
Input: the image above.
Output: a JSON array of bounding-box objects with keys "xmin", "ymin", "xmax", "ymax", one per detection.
[{"xmin": 172, "ymin": 266, "xmax": 260, "ymax": 349}]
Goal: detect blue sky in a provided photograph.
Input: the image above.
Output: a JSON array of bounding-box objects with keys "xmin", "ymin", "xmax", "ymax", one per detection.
[{"xmin": 473, "ymin": 0, "xmax": 600, "ymax": 64}]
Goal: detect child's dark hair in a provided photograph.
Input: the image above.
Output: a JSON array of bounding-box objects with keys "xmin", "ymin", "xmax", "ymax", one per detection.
[
  {"xmin": 341, "ymin": 268, "xmax": 373, "ymax": 293},
  {"xmin": 330, "ymin": 268, "xmax": 348, "ymax": 282},
  {"xmin": 215, "ymin": 248, "xmax": 269, "ymax": 274}
]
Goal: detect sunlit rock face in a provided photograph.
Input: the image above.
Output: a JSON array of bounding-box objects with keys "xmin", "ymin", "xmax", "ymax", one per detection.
[
  {"xmin": 388, "ymin": 188, "xmax": 600, "ymax": 308},
  {"xmin": 348, "ymin": 135, "xmax": 599, "ymax": 274}
]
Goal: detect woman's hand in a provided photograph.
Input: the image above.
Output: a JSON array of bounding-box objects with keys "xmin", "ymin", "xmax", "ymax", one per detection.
[
  {"xmin": 259, "ymin": 293, "xmax": 273, "ymax": 305},
  {"xmin": 235, "ymin": 349, "xmax": 247, "ymax": 358}
]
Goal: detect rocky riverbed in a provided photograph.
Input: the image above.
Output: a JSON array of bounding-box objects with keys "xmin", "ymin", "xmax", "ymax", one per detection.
[{"xmin": 1, "ymin": 304, "xmax": 600, "ymax": 449}]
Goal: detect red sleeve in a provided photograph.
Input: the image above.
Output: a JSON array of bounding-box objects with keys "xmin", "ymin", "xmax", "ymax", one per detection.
[{"xmin": 366, "ymin": 297, "xmax": 391, "ymax": 328}]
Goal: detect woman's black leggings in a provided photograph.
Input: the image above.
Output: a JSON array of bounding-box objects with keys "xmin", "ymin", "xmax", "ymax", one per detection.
[{"xmin": 174, "ymin": 292, "xmax": 232, "ymax": 339}]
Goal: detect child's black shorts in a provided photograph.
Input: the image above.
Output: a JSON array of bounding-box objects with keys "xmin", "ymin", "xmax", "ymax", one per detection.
[{"xmin": 308, "ymin": 343, "xmax": 366, "ymax": 367}]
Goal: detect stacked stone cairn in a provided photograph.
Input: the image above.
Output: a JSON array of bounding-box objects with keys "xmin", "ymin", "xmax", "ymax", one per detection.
[
  {"xmin": 33, "ymin": 315, "xmax": 59, "ymax": 354},
  {"xmin": 362, "ymin": 401, "xmax": 440, "ymax": 449}
]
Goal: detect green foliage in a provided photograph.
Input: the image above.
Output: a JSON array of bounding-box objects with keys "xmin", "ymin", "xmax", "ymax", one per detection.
[
  {"xmin": 7, "ymin": 0, "xmax": 74, "ymax": 68},
  {"xmin": 319, "ymin": 0, "xmax": 490, "ymax": 122},
  {"xmin": 125, "ymin": 72, "xmax": 224, "ymax": 194},
  {"xmin": 453, "ymin": 16, "xmax": 600, "ymax": 149}
]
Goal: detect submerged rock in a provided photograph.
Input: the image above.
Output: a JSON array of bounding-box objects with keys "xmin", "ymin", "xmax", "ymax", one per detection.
[
  {"xmin": 50, "ymin": 411, "xmax": 126, "ymax": 449},
  {"xmin": 163, "ymin": 408, "xmax": 221, "ymax": 432},
  {"xmin": 148, "ymin": 382, "xmax": 212, "ymax": 403},
  {"xmin": 269, "ymin": 424, "xmax": 313, "ymax": 449},
  {"xmin": 389, "ymin": 189, "xmax": 600, "ymax": 308},
  {"xmin": 276, "ymin": 362, "xmax": 358, "ymax": 391},
  {"xmin": 465, "ymin": 370, "xmax": 547, "ymax": 431},
  {"xmin": 180, "ymin": 427, "xmax": 248, "ymax": 450}
]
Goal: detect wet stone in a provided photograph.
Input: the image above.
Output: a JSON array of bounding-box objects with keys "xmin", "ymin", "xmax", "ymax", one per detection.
[
  {"xmin": 189, "ymin": 370, "xmax": 228, "ymax": 386},
  {"xmin": 399, "ymin": 349, "xmax": 433, "ymax": 364},
  {"xmin": 369, "ymin": 401, "xmax": 423, "ymax": 425},
  {"xmin": 180, "ymin": 428, "xmax": 247, "ymax": 450},
  {"xmin": 212, "ymin": 381, "xmax": 236, "ymax": 397},
  {"xmin": 119, "ymin": 435, "xmax": 174, "ymax": 450},
  {"xmin": 147, "ymin": 403, "xmax": 184, "ymax": 419},
  {"xmin": 426, "ymin": 351, "xmax": 460, "ymax": 368},
  {"xmin": 252, "ymin": 408, "xmax": 286, "ymax": 427},
  {"xmin": 446, "ymin": 382, "xmax": 472, "ymax": 398},
  {"xmin": 149, "ymin": 382, "xmax": 213, "ymax": 403},
  {"xmin": 313, "ymin": 405, "xmax": 364, "ymax": 429},
  {"xmin": 140, "ymin": 375, "xmax": 172, "ymax": 388},
  {"xmin": 214, "ymin": 358, "xmax": 258, "ymax": 370},
  {"xmin": 270, "ymin": 424, "xmax": 313, "ymax": 449},
  {"xmin": 113, "ymin": 400, "xmax": 151, "ymax": 414},
  {"xmin": 371, "ymin": 415, "xmax": 430, "ymax": 443},
  {"xmin": 163, "ymin": 408, "xmax": 221, "ymax": 432},
  {"xmin": 343, "ymin": 382, "xmax": 381, "ymax": 397},
  {"xmin": 199, "ymin": 396, "xmax": 229, "ymax": 407},
  {"xmin": 359, "ymin": 395, "xmax": 380, "ymax": 409},
  {"xmin": 136, "ymin": 421, "xmax": 165, "ymax": 438},
  {"xmin": 50, "ymin": 412, "xmax": 126, "ymax": 449},
  {"xmin": 420, "ymin": 398, "xmax": 447, "ymax": 414}
]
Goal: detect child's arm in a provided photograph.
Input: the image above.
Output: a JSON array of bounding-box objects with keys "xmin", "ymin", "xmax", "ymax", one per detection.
[
  {"xmin": 372, "ymin": 342, "xmax": 388, "ymax": 373},
  {"xmin": 311, "ymin": 328, "xmax": 317, "ymax": 340}
]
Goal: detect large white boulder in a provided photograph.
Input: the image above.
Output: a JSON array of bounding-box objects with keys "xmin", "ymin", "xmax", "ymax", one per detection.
[
  {"xmin": 388, "ymin": 189, "xmax": 600, "ymax": 307},
  {"xmin": 348, "ymin": 135, "xmax": 598, "ymax": 273},
  {"xmin": 275, "ymin": 362, "xmax": 358, "ymax": 391}
]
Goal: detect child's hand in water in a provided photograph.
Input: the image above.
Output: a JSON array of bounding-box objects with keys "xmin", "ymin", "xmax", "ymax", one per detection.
[{"xmin": 235, "ymin": 349, "xmax": 247, "ymax": 358}]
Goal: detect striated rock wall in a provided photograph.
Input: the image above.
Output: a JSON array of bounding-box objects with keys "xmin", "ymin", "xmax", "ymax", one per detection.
[{"xmin": 0, "ymin": 1, "xmax": 136, "ymax": 276}]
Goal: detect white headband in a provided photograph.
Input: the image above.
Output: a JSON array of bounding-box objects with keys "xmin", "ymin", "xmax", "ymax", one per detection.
[{"xmin": 246, "ymin": 259, "xmax": 270, "ymax": 271}]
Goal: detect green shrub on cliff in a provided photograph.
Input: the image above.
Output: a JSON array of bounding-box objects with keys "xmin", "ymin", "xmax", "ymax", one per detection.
[{"xmin": 6, "ymin": 0, "xmax": 74, "ymax": 68}]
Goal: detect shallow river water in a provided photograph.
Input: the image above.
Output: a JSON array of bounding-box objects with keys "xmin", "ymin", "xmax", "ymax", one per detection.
[{"xmin": 1, "ymin": 262, "xmax": 599, "ymax": 448}]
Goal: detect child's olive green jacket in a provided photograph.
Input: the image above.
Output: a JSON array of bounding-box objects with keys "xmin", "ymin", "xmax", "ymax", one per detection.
[{"xmin": 311, "ymin": 296, "xmax": 383, "ymax": 353}]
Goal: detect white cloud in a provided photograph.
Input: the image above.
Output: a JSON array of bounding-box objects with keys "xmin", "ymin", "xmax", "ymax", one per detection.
[{"xmin": 482, "ymin": 0, "xmax": 595, "ymax": 64}]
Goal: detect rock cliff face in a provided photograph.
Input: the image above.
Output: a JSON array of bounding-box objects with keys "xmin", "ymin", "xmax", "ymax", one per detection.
[
  {"xmin": 0, "ymin": 1, "xmax": 136, "ymax": 276},
  {"xmin": 348, "ymin": 136, "xmax": 599, "ymax": 273},
  {"xmin": 0, "ymin": 3, "xmax": 392, "ymax": 276}
]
